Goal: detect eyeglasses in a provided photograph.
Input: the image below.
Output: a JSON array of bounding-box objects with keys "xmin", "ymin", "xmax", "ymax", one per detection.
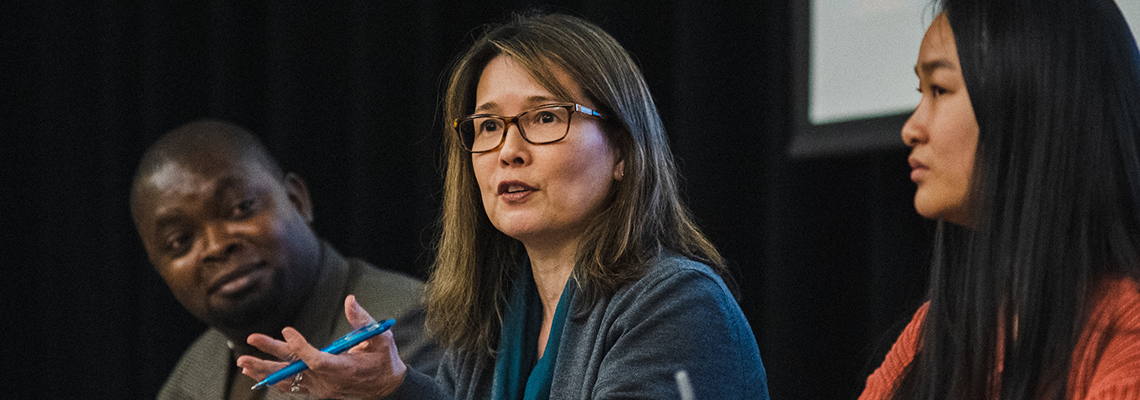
[{"xmin": 454, "ymin": 103, "xmax": 604, "ymax": 153}]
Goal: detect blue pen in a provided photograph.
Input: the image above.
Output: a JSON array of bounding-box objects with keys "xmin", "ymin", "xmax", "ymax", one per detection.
[{"xmin": 251, "ymin": 318, "xmax": 396, "ymax": 390}]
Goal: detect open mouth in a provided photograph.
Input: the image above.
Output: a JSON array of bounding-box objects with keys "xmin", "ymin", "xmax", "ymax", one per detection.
[
  {"xmin": 498, "ymin": 181, "xmax": 536, "ymax": 195},
  {"xmin": 497, "ymin": 181, "xmax": 537, "ymax": 202}
]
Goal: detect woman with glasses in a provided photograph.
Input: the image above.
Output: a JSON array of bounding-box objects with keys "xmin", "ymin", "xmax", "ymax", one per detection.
[
  {"xmin": 237, "ymin": 12, "xmax": 767, "ymax": 400},
  {"xmin": 860, "ymin": 0, "xmax": 1140, "ymax": 399}
]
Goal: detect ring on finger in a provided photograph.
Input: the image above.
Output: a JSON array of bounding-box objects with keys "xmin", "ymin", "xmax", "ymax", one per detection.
[{"xmin": 291, "ymin": 372, "xmax": 303, "ymax": 392}]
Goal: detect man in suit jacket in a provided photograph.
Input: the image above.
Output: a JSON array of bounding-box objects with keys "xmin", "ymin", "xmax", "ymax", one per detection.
[{"xmin": 130, "ymin": 119, "xmax": 439, "ymax": 400}]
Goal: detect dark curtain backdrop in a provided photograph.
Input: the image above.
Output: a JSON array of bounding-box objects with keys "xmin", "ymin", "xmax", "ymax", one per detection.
[{"xmin": 6, "ymin": 1, "xmax": 933, "ymax": 399}]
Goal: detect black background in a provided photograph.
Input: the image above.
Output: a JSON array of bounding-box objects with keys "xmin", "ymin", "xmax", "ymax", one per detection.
[{"xmin": 5, "ymin": 1, "xmax": 933, "ymax": 399}]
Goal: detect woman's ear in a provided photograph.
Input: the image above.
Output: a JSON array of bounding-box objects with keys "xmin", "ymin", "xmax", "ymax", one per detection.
[{"xmin": 613, "ymin": 159, "xmax": 625, "ymax": 181}]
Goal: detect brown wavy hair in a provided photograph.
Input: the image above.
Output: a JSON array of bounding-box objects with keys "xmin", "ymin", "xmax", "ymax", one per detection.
[{"xmin": 425, "ymin": 12, "xmax": 731, "ymax": 358}]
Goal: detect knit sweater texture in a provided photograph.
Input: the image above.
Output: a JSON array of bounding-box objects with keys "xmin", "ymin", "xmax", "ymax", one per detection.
[{"xmin": 388, "ymin": 254, "xmax": 769, "ymax": 400}]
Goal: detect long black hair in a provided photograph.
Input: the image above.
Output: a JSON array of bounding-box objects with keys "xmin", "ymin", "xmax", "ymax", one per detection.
[{"xmin": 893, "ymin": 0, "xmax": 1140, "ymax": 398}]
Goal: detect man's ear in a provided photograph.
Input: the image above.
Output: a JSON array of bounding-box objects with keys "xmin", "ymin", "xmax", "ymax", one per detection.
[{"xmin": 284, "ymin": 173, "xmax": 314, "ymax": 224}]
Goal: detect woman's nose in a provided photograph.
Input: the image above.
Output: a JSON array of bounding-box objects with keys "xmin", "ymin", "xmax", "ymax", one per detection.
[
  {"xmin": 901, "ymin": 107, "xmax": 926, "ymax": 147},
  {"xmin": 497, "ymin": 123, "xmax": 530, "ymax": 165}
]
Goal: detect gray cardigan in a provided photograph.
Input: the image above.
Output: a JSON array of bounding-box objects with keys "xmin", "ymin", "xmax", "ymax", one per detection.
[{"xmin": 390, "ymin": 255, "xmax": 768, "ymax": 400}]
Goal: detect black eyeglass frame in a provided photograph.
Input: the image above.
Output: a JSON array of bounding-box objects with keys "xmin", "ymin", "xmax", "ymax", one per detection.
[{"xmin": 453, "ymin": 103, "xmax": 604, "ymax": 153}]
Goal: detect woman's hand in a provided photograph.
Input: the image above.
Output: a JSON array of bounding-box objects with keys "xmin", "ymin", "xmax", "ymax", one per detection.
[{"xmin": 236, "ymin": 295, "xmax": 407, "ymax": 399}]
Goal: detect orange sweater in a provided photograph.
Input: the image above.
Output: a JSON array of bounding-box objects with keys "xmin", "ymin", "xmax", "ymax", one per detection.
[{"xmin": 859, "ymin": 278, "xmax": 1140, "ymax": 400}]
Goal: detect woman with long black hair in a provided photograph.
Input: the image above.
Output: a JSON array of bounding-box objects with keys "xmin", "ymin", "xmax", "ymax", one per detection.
[{"xmin": 861, "ymin": 0, "xmax": 1140, "ymax": 398}]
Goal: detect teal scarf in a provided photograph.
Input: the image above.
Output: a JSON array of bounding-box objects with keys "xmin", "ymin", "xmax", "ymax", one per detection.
[{"xmin": 493, "ymin": 268, "xmax": 576, "ymax": 400}]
